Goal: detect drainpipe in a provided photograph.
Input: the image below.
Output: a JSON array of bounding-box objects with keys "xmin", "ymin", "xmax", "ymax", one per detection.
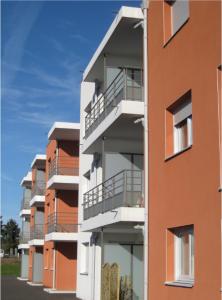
[
  {"xmin": 52, "ymin": 245, "xmax": 56, "ymax": 290},
  {"xmin": 216, "ymin": 66, "xmax": 222, "ymax": 293},
  {"xmin": 142, "ymin": 1, "xmax": 149, "ymax": 300}
]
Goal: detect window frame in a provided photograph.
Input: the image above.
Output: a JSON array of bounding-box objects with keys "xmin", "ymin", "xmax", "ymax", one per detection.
[
  {"xmin": 173, "ymin": 115, "xmax": 192, "ymax": 153},
  {"xmin": 80, "ymin": 242, "xmax": 89, "ymax": 275},
  {"xmin": 174, "ymin": 227, "xmax": 194, "ymax": 283}
]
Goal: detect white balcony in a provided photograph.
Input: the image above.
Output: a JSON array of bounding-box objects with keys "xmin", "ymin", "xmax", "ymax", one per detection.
[
  {"xmin": 47, "ymin": 156, "xmax": 79, "ymax": 190},
  {"xmin": 45, "ymin": 212, "xmax": 79, "ymax": 241},
  {"xmin": 81, "ymin": 169, "xmax": 144, "ymax": 231}
]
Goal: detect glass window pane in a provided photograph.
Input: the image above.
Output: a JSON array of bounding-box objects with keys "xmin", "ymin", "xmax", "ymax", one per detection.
[{"xmin": 181, "ymin": 232, "xmax": 190, "ymax": 276}]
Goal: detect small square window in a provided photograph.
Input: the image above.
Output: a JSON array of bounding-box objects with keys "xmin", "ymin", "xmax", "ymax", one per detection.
[
  {"xmin": 166, "ymin": 225, "xmax": 194, "ymax": 285},
  {"xmin": 166, "ymin": 90, "xmax": 192, "ymax": 158}
]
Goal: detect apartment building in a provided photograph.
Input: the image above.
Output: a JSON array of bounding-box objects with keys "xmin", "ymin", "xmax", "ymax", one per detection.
[
  {"xmin": 43, "ymin": 122, "xmax": 80, "ymax": 293},
  {"xmin": 18, "ymin": 171, "xmax": 32, "ymax": 281},
  {"xmin": 77, "ymin": 6, "xmax": 145, "ymax": 300},
  {"xmin": 146, "ymin": 1, "xmax": 221, "ymax": 300},
  {"xmin": 28, "ymin": 155, "xmax": 46, "ymax": 285}
]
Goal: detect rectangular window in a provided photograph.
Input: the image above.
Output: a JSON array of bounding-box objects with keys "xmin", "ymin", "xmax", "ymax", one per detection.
[
  {"xmin": 80, "ymin": 243, "xmax": 89, "ymax": 274},
  {"xmin": 175, "ymin": 226, "xmax": 194, "ymax": 282},
  {"xmin": 44, "ymin": 248, "xmax": 49, "ymax": 269},
  {"xmin": 166, "ymin": 225, "xmax": 194, "ymax": 286},
  {"xmin": 164, "ymin": 0, "xmax": 189, "ymax": 43},
  {"xmin": 166, "ymin": 90, "xmax": 192, "ymax": 157}
]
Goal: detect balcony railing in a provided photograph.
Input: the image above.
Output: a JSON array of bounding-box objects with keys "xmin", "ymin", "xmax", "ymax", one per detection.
[
  {"xmin": 19, "ymin": 231, "xmax": 30, "ymax": 244},
  {"xmin": 83, "ymin": 169, "xmax": 144, "ymax": 220},
  {"xmin": 20, "ymin": 197, "xmax": 31, "ymax": 210},
  {"xmin": 30, "ymin": 224, "xmax": 44, "ymax": 240},
  {"xmin": 48, "ymin": 156, "xmax": 79, "ymax": 180},
  {"xmin": 31, "ymin": 180, "xmax": 45, "ymax": 198},
  {"xmin": 47, "ymin": 212, "xmax": 78, "ymax": 233},
  {"xmin": 85, "ymin": 68, "xmax": 143, "ymax": 138}
]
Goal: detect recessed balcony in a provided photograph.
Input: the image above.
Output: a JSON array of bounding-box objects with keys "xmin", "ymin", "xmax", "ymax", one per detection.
[
  {"xmin": 29, "ymin": 224, "xmax": 44, "ymax": 246},
  {"xmin": 47, "ymin": 156, "xmax": 79, "ymax": 190},
  {"xmin": 82, "ymin": 169, "xmax": 144, "ymax": 231},
  {"xmin": 30, "ymin": 180, "xmax": 45, "ymax": 207},
  {"xmin": 19, "ymin": 197, "xmax": 31, "ymax": 216},
  {"xmin": 18, "ymin": 231, "xmax": 31, "ymax": 249},
  {"xmin": 45, "ymin": 212, "xmax": 78, "ymax": 241}
]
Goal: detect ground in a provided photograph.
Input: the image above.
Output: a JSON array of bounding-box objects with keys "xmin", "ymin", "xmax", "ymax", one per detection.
[
  {"xmin": 1, "ymin": 258, "xmax": 20, "ymax": 276},
  {"xmin": 1, "ymin": 276, "xmax": 80, "ymax": 300}
]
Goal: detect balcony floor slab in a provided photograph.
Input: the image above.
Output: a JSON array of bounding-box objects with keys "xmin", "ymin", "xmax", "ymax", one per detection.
[
  {"xmin": 81, "ymin": 207, "xmax": 144, "ymax": 232},
  {"xmin": 28, "ymin": 239, "xmax": 44, "ymax": 246},
  {"xmin": 47, "ymin": 175, "xmax": 79, "ymax": 190},
  {"xmin": 45, "ymin": 232, "xmax": 78, "ymax": 242}
]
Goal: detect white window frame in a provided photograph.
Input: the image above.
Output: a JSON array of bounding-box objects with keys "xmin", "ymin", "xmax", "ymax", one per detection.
[
  {"xmin": 174, "ymin": 227, "xmax": 194, "ymax": 283},
  {"xmin": 80, "ymin": 242, "xmax": 89, "ymax": 275},
  {"xmin": 174, "ymin": 115, "xmax": 192, "ymax": 153}
]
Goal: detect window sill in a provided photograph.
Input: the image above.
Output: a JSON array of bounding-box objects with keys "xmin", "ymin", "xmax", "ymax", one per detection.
[
  {"xmin": 165, "ymin": 145, "xmax": 192, "ymax": 161},
  {"xmin": 80, "ymin": 272, "xmax": 88, "ymax": 276},
  {"xmin": 163, "ymin": 18, "xmax": 190, "ymax": 48},
  {"xmin": 164, "ymin": 280, "xmax": 194, "ymax": 288}
]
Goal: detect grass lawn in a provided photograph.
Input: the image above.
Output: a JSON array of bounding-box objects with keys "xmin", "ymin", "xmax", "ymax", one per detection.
[{"xmin": 1, "ymin": 258, "xmax": 21, "ymax": 276}]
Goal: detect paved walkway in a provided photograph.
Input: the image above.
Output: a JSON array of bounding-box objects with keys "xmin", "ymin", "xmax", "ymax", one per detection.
[{"xmin": 2, "ymin": 276, "xmax": 80, "ymax": 300}]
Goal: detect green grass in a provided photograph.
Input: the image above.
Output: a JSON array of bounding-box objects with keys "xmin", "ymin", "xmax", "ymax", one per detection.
[{"xmin": 1, "ymin": 259, "xmax": 21, "ymax": 276}]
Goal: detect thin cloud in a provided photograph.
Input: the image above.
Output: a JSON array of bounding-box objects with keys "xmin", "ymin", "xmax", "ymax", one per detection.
[
  {"xmin": 2, "ymin": 2, "xmax": 43, "ymax": 88},
  {"xmin": 1, "ymin": 174, "xmax": 13, "ymax": 183},
  {"xmin": 70, "ymin": 33, "xmax": 91, "ymax": 44}
]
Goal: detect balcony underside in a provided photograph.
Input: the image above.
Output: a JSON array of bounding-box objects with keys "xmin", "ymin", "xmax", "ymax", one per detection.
[
  {"xmin": 47, "ymin": 175, "xmax": 79, "ymax": 190},
  {"xmin": 81, "ymin": 207, "xmax": 144, "ymax": 232},
  {"xmin": 28, "ymin": 239, "xmax": 44, "ymax": 246},
  {"xmin": 19, "ymin": 209, "xmax": 31, "ymax": 217},
  {"xmin": 83, "ymin": 100, "xmax": 144, "ymax": 154},
  {"xmin": 45, "ymin": 232, "xmax": 78, "ymax": 242},
  {"xmin": 30, "ymin": 195, "xmax": 45, "ymax": 207},
  {"xmin": 18, "ymin": 243, "xmax": 30, "ymax": 249}
]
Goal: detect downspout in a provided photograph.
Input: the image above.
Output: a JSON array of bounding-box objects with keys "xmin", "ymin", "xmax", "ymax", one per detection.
[
  {"xmin": 142, "ymin": 1, "xmax": 149, "ymax": 300},
  {"xmin": 52, "ymin": 191, "xmax": 57, "ymax": 290},
  {"xmin": 216, "ymin": 65, "xmax": 222, "ymax": 294},
  {"xmin": 52, "ymin": 141, "xmax": 59, "ymax": 290}
]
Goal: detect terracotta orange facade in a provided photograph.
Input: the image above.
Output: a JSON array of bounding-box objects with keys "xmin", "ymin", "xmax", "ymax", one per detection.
[
  {"xmin": 43, "ymin": 132, "xmax": 79, "ymax": 292},
  {"xmin": 147, "ymin": 1, "xmax": 221, "ymax": 300}
]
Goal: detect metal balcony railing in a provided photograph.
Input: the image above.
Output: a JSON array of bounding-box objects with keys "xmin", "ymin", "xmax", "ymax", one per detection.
[
  {"xmin": 83, "ymin": 169, "xmax": 144, "ymax": 220},
  {"xmin": 30, "ymin": 224, "xmax": 44, "ymax": 240},
  {"xmin": 20, "ymin": 197, "xmax": 31, "ymax": 210},
  {"xmin": 48, "ymin": 156, "xmax": 79, "ymax": 180},
  {"xmin": 47, "ymin": 212, "xmax": 78, "ymax": 233},
  {"xmin": 19, "ymin": 231, "xmax": 30, "ymax": 244},
  {"xmin": 85, "ymin": 68, "xmax": 143, "ymax": 138},
  {"xmin": 31, "ymin": 180, "xmax": 46, "ymax": 198}
]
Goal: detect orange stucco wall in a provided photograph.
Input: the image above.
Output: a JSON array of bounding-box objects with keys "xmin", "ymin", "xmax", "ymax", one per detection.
[
  {"xmin": 55, "ymin": 242, "xmax": 77, "ymax": 290},
  {"xmin": 28, "ymin": 246, "xmax": 34, "ymax": 282},
  {"xmin": 147, "ymin": 1, "xmax": 221, "ymax": 300},
  {"xmin": 43, "ymin": 139, "xmax": 79, "ymax": 291},
  {"xmin": 43, "ymin": 241, "xmax": 54, "ymax": 288}
]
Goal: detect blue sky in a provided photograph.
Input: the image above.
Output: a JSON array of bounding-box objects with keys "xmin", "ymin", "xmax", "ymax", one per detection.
[{"xmin": 1, "ymin": 0, "xmax": 140, "ymax": 225}]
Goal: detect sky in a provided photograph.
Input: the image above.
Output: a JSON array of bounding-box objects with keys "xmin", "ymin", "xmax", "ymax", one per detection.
[{"xmin": 1, "ymin": 0, "xmax": 140, "ymax": 225}]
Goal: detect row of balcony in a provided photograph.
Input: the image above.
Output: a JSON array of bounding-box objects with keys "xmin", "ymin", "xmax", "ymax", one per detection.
[{"xmin": 19, "ymin": 212, "xmax": 79, "ymax": 243}]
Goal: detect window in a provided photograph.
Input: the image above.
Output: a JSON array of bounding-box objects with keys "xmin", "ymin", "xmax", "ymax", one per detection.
[
  {"xmin": 166, "ymin": 225, "xmax": 194, "ymax": 286},
  {"xmin": 80, "ymin": 243, "xmax": 89, "ymax": 274},
  {"xmin": 164, "ymin": 0, "xmax": 189, "ymax": 43},
  {"xmin": 44, "ymin": 248, "xmax": 49, "ymax": 269},
  {"xmin": 175, "ymin": 226, "xmax": 194, "ymax": 282},
  {"xmin": 166, "ymin": 90, "xmax": 192, "ymax": 157}
]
